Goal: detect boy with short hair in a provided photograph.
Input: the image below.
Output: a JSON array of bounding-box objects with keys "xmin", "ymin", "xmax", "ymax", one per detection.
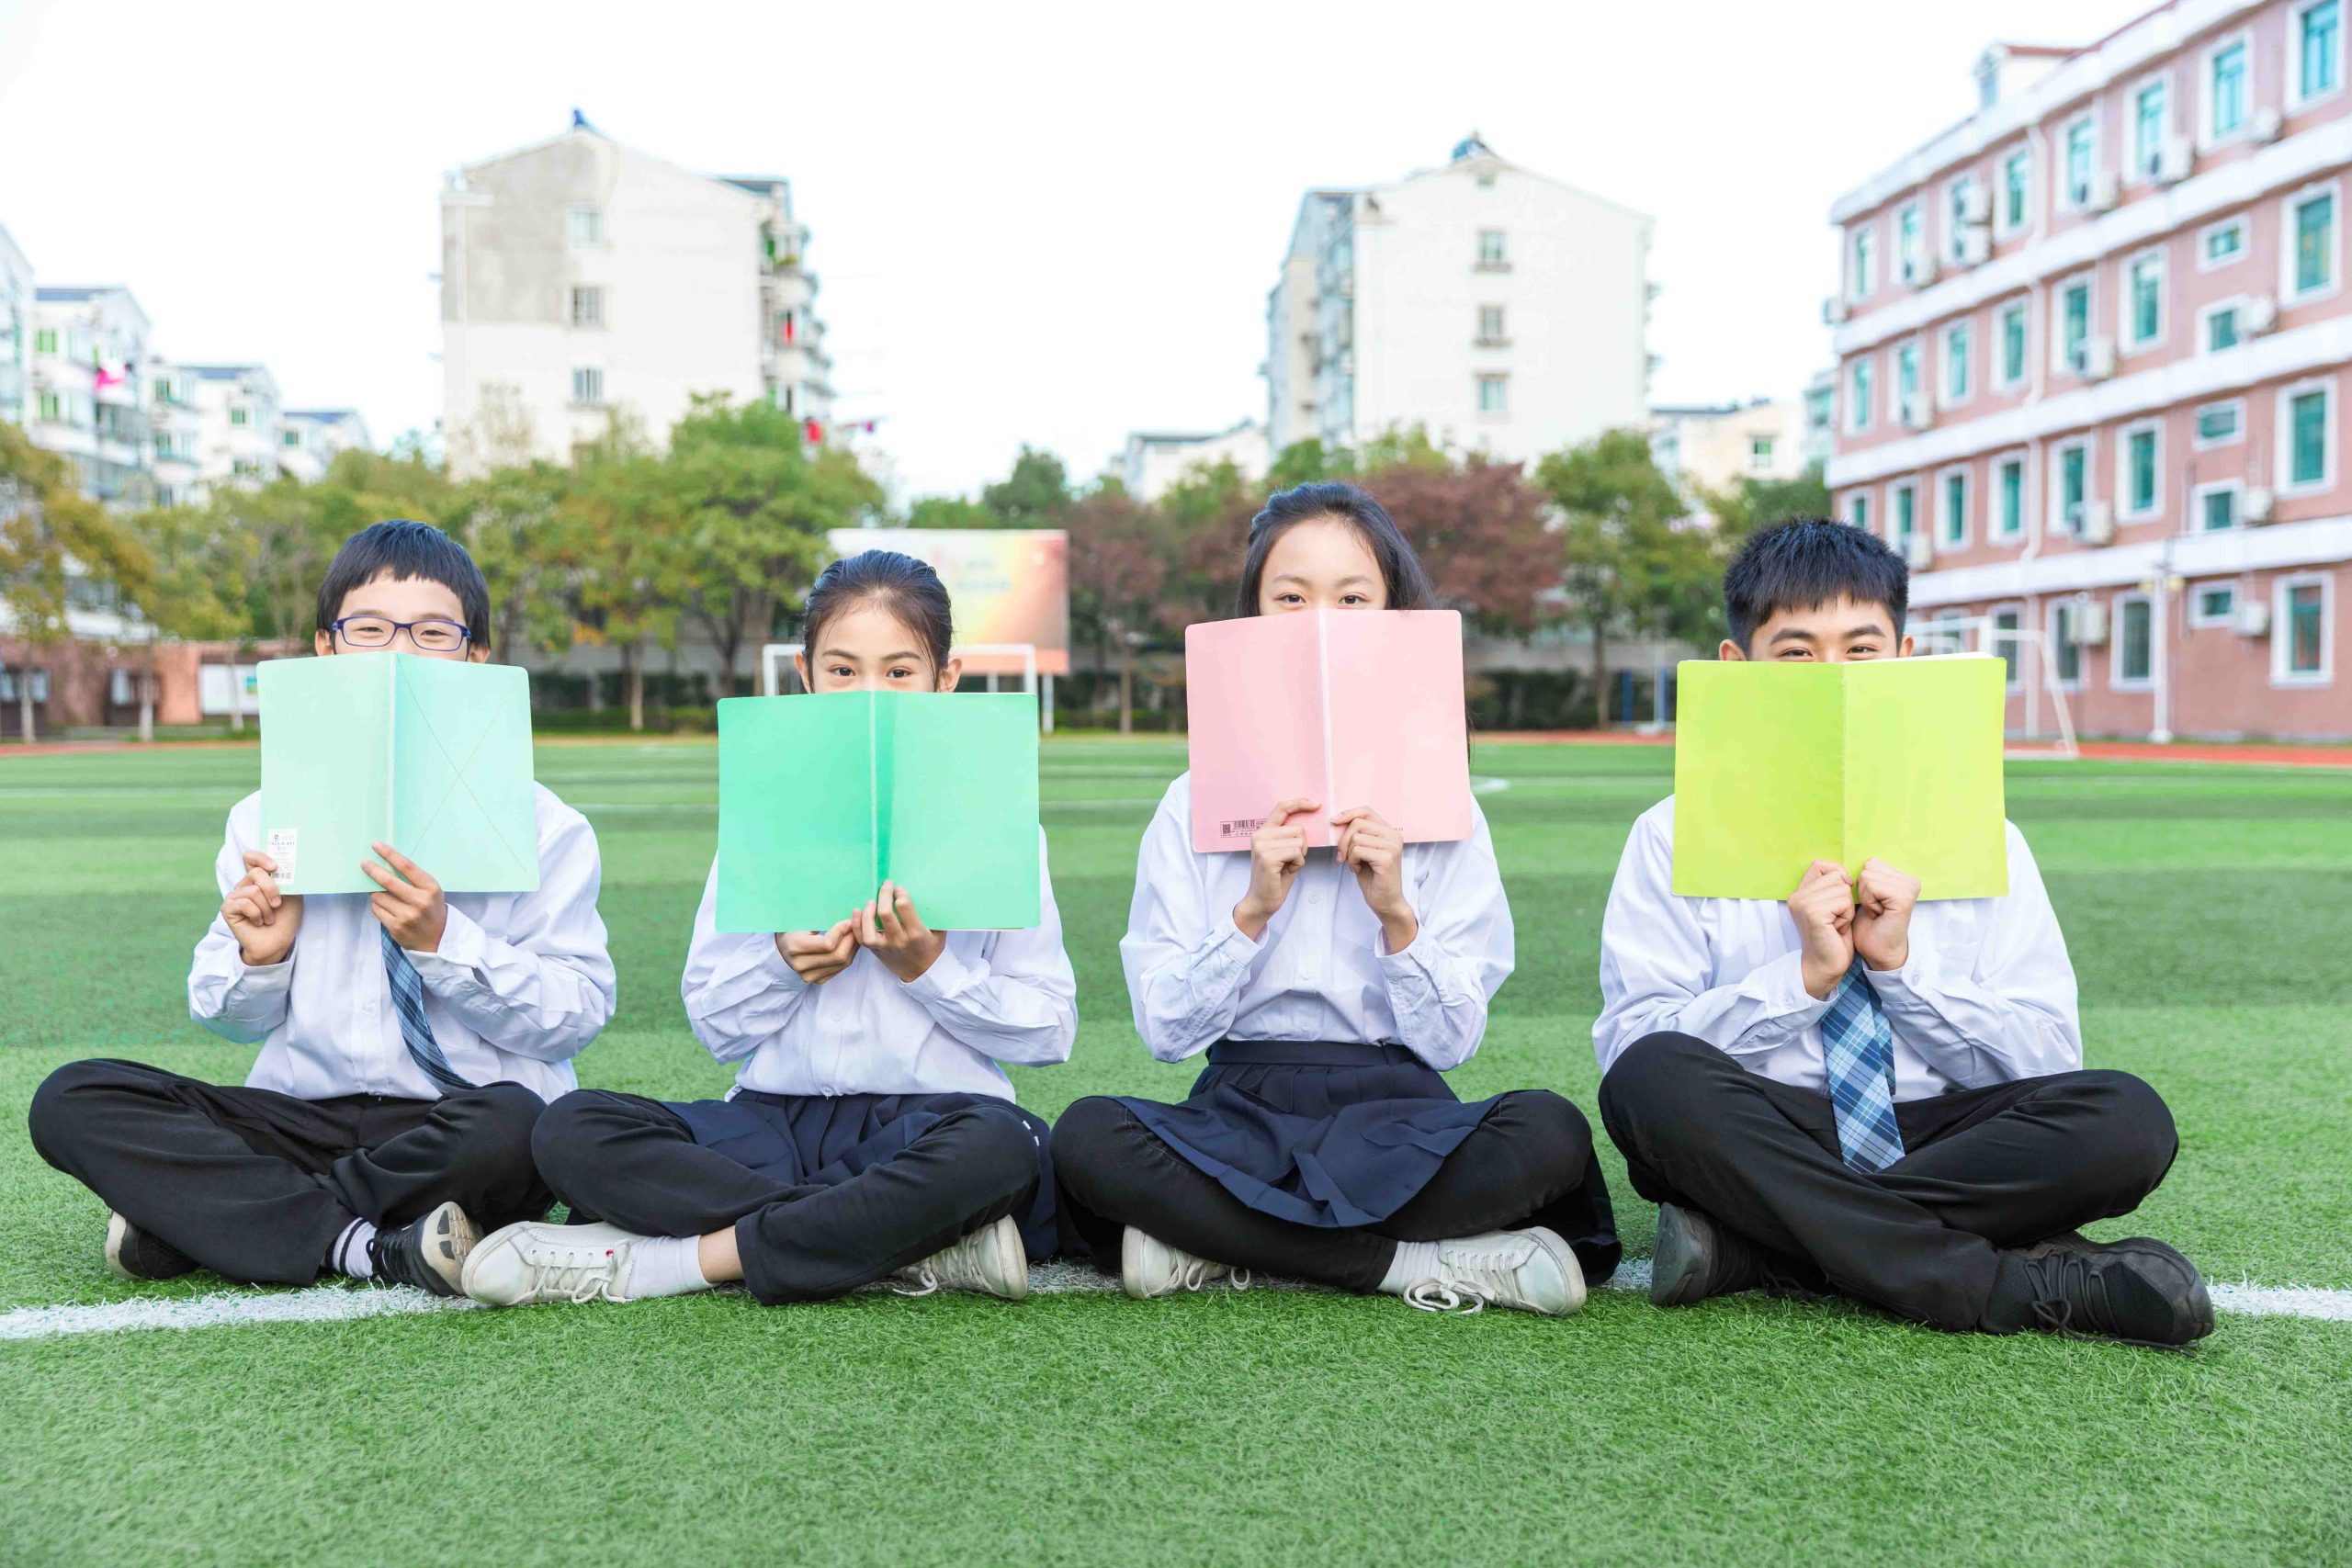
[
  {"xmin": 29, "ymin": 520, "xmax": 616, "ymax": 1296},
  {"xmin": 1593, "ymin": 518, "xmax": 2211, "ymax": 1346}
]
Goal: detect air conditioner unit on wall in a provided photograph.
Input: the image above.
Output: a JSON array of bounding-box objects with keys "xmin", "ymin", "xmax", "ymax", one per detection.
[
  {"xmin": 1901, "ymin": 396, "xmax": 1934, "ymax": 432},
  {"xmin": 1904, "ymin": 532, "xmax": 1936, "ymax": 570},
  {"xmin": 2245, "ymin": 295, "xmax": 2279, "ymax": 335},
  {"xmin": 2253, "ymin": 106, "xmax": 2284, "ymax": 144},
  {"xmin": 2156, "ymin": 136, "xmax": 2194, "ymax": 186},
  {"xmin": 2083, "ymin": 502, "xmax": 2118, "ymax": 545},
  {"xmin": 1959, "ymin": 186, "xmax": 1994, "ymax": 225},
  {"xmin": 2237, "ymin": 600, "xmax": 2272, "ymax": 637},
  {"xmin": 2244, "ymin": 487, "xmax": 2276, "ymax": 524},
  {"xmin": 2081, "ymin": 338, "xmax": 2118, "ymax": 380},
  {"xmin": 1824, "ymin": 296, "xmax": 1849, "ymax": 325},
  {"xmin": 1958, "ymin": 227, "xmax": 1992, "ymax": 266},
  {"xmin": 2078, "ymin": 600, "xmax": 2112, "ymax": 645},
  {"xmin": 2088, "ymin": 171, "xmax": 2120, "ymax": 212}
]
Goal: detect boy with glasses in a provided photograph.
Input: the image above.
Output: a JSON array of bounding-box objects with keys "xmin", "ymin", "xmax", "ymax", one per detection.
[{"xmin": 29, "ymin": 520, "xmax": 616, "ymax": 1297}]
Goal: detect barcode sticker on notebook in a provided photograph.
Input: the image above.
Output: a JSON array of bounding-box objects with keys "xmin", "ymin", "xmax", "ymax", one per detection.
[{"xmin": 1221, "ymin": 818, "xmax": 1264, "ymax": 840}]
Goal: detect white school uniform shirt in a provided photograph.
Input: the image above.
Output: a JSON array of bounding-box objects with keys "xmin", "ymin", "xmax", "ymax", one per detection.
[
  {"xmin": 1592, "ymin": 795, "xmax": 2081, "ymax": 1100},
  {"xmin": 681, "ymin": 829, "xmax": 1077, "ymax": 1100},
  {"xmin": 187, "ymin": 785, "xmax": 617, "ymax": 1103},
  {"xmin": 1121, "ymin": 773, "xmax": 1514, "ymax": 1071}
]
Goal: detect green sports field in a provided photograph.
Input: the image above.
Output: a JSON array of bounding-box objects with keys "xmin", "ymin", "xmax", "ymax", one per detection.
[{"xmin": 2, "ymin": 738, "xmax": 2348, "ymax": 1566}]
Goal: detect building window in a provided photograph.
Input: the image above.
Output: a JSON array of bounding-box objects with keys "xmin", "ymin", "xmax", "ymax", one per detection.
[
  {"xmin": 2195, "ymin": 400, "xmax": 2245, "ymax": 446},
  {"xmin": 1995, "ymin": 455, "xmax": 2025, "ymax": 539},
  {"xmin": 2290, "ymin": 186, "xmax": 2338, "ymax": 298},
  {"xmin": 229, "ymin": 406, "xmax": 248, "ymax": 427},
  {"xmin": 1892, "ymin": 482, "xmax": 1917, "ymax": 547},
  {"xmin": 2298, "ymin": 0, "xmax": 2343, "ymax": 104},
  {"xmin": 34, "ymin": 327, "xmax": 58, "ymax": 354},
  {"xmin": 2120, "ymin": 422, "xmax": 2161, "ymax": 518},
  {"xmin": 2001, "ymin": 148, "xmax": 2031, "ymax": 233},
  {"xmin": 2201, "ymin": 218, "xmax": 2247, "ymax": 268},
  {"xmin": 1942, "ymin": 321, "xmax": 1972, "ymax": 403},
  {"xmin": 2198, "ymin": 481, "xmax": 2242, "ymax": 532},
  {"xmin": 2209, "ymin": 38, "xmax": 2251, "ymax": 139},
  {"xmin": 2113, "ymin": 595, "xmax": 2155, "ymax": 688},
  {"xmin": 2191, "ymin": 584, "xmax": 2237, "ymax": 627},
  {"xmin": 1476, "ymin": 304, "xmax": 1506, "ymax": 344},
  {"xmin": 1850, "ymin": 226, "xmax": 1877, "ymax": 299},
  {"xmin": 2051, "ymin": 601, "xmax": 2084, "ymax": 686},
  {"xmin": 2054, "ymin": 439, "xmax": 2090, "ymax": 534},
  {"xmin": 2202, "ymin": 300, "xmax": 2241, "ymax": 353},
  {"xmin": 1476, "ymin": 373, "xmax": 1508, "ymax": 413},
  {"xmin": 2059, "ymin": 278, "xmax": 2092, "ymax": 371},
  {"xmin": 1896, "ymin": 340, "xmax": 1921, "ymax": 412},
  {"xmin": 1849, "ymin": 491, "xmax": 1871, "ymax": 533},
  {"xmin": 1994, "ymin": 607, "xmax": 2024, "ymax": 686},
  {"xmin": 2064, "ymin": 118, "xmax": 2096, "ymax": 208},
  {"xmin": 280, "ymin": 428, "xmax": 301, "ymax": 448},
  {"xmin": 1749, "ymin": 436, "xmax": 1776, "ymax": 472},
  {"xmin": 1945, "ymin": 178, "xmax": 1977, "ymax": 264},
  {"xmin": 1849, "ymin": 357, "xmax": 1873, "ymax": 433},
  {"xmin": 1939, "ymin": 468, "xmax": 1969, "ymax": 547},
  {"xmin": 1998, "ymin": 301, "xmax": 2028, "ymax": 387},
  {"xmin": 2276, "ymin": 576, "xmax": 2331, "ymax": 682},
  {"xmin": 1898, "ymin": 204, "xmax": 1926, "ymax": 282},
  {"xmin": 571, "ymin": 286, "xmax": 605, "ymax": 328},
  {"xmin": 1476, "ymin": 230, "xmax": 1508, "ymax": 269},
  {"xmin": 568, "ymin": 206, "xmax": 604, "ymax": 247},
  {"xmin": 2125, "ymin": 251, "xmax": 2165, "ymax": 346},
  {"xmin": 2132, "ymin": 78, "xmax": 2169, "ymax": 180},
  {"xmin": 2279, "ymin": 380, "xmax": 2335, "ymax": 491},
  {"xmin": 571, "ymin": 366, "xmax": 605, "ymax": 404}
]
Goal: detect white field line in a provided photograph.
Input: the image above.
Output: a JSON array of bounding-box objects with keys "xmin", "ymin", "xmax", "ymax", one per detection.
[{"xmin": 6, "ymin": 1258, "xmax": 2348, "ymax": 1340}]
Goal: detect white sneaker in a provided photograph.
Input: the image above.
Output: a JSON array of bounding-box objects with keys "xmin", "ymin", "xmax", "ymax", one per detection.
[
  {"xmin": 1120, "ymin": 1226, "xmax": 1250, "ymax": 1301},
  {"xmin": 461, "ymin": 1221, "xmax": 646, "ymax": 1306},
  {"xmin": 892, "ymin": 1214, "xmax": 1030, "ymax": 1301},
  {"xmin": 1393, "ymin": 1227, "xmax": 1585, "ymax": 1317}
]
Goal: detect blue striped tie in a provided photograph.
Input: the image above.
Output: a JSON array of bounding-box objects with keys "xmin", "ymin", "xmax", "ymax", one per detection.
[
  {"xmin": 381, "ymin": 926, "xmax": 473, "ymax": 1096},
  {"xmin": 1821, "ymin": 961, "xmax": 1905, "ymax": 1173}
]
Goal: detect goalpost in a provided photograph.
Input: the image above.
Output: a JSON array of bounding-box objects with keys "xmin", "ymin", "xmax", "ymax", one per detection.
[
  {"xmin": 759, "ymin": 642, "xmax": 1051, "ymax": 733},
  {"xmin": 1912, "ymin": 616, "xmax": 2080, "ymax": 761}
]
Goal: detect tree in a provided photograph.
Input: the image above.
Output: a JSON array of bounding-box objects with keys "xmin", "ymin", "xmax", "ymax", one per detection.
[
  {"xmin": 555, "ymin": 444, "xmax": 694, "ymax": 730},
  {"xmin": 1359, "ymin": 457, "xmax": 1555, "ymax": 631},
  {"xmin": 1064, "ymin": 480, "xmax": 1170, "ymax": 734},
  {"xmin": 1156, "ymin": 457, "xmax": 1261, "ymax": 622},
  {"xmin": 1698, "ymin": 463, "xmax": 1835, "ymax": 549},
  {"xmin": 902, "ymin": 495, "xmax": 999, "ymax": 530},
  {"xmin": 1536, "ymin": 427, "xmax": 1706, "ymax": 726},
  {"xmin": 662, "ymin": 396, "xmax": 884, "ymax": 696},
  {"xmin": 121, "ymin": 502, "xmax": 255, "ymax": 733},
  {"xmin": 456, "ymin": 461, "xmax": 578, "ymax": 668},
  {"xmin": 979, "ymin": 446, "xmax": 1072, "ymax": 527},
  {"xmin": 0, "ymin": 424, "xmax": 152, "ymax": 741}
]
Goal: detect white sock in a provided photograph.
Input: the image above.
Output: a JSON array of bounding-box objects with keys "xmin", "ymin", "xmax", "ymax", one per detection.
[
  {"xmin": 623, "ymin": 1235, "xmax": 712, "ymax": 1301},
  {"xmin": 1379, "ymin": 1240, "xmax": 1440, "ymax": 1295},
  {"xmin": 331, "ymin": 1219, "xmax": 379, "ymax": 1280}
]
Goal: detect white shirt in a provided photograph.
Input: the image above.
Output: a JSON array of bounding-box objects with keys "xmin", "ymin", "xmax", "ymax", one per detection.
[
  {"xmin": 1593, "ymin": 795, "xmax": 2081, "ymax": 1100},
  {"xmin": 681, "ymin": 830, "xmax": 1077, "ymax": 1100},
  {"xmin": 188, "ymin": 785, "xmax": 617, "ymax": 1103},
  {"xmin": 1121, "ymin": 773, "xmax": 1513, "ymax": 1071}
]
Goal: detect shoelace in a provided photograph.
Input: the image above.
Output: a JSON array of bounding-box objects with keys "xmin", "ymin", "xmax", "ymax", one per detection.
[
  {"xmin": 2024, "ymin": 1251, "xmax": 2116, "ymax": 1337},
  {"xmin": 1402, "ymin": 1242, "xmax": 1535, "ymax": 1315},
  {"xmin": 890, "ymin": 1267, "xmax": 943, "ymax": 1298},
  {"xmin": 1173, "ymin": 1258, "xmax": 1250, "ymax": 1293},
  {"xmin": 520, "ymin": 1241, "xmax": 626, "ymax": 1304}
]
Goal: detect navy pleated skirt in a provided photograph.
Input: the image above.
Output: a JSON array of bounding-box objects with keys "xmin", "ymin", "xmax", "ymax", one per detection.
[
  {"xmin": 668, "ymin": 1089, "xmax": 1060, "ymax": 1261},
  {"xmin": 1108, "ymin": 1041, "xmax": 1502, "ymax": 1229}
]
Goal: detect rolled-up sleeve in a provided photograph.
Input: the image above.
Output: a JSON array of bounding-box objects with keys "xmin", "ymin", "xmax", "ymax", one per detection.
[{"xmin": 1377, "ymin": 805, "xmax": 1513, "ymax": 1072}]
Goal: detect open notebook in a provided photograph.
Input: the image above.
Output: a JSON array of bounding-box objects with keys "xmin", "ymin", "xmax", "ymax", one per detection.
[
  {"xmin": 715, "ymin": 691, "xmax": 1041, "ymax": 933},
  {"xmin": 257, "ymin": 653, "xmax": 538, "ymax": 896},
  {"xmin": 1671, "ymin": 653, "xmax": 2009, "ymax": 900},
  {"xmin": 1184, "ymin": 609, "xmax": 1473, "ymax": 852}
]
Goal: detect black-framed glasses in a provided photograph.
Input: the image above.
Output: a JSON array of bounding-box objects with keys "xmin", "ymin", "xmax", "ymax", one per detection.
[{"xmin": 331, "ymin": 615, "xmax": 473, "ymax": 653}]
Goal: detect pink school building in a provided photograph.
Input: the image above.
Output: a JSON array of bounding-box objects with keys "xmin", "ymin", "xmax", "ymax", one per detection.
[{"xmin": 1827, "ymin": 0, "xmax": 2352, "ymax": 739}]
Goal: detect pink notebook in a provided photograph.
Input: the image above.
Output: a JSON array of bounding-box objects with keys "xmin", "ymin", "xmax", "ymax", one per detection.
[{"xmin": 1184, "ymin": 609, "xmax": 1474, "ymax": 852}]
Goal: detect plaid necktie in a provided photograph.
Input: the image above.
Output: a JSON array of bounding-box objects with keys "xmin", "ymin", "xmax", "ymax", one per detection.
[
  {"xmin": 1821, "ymin": 960, "xmax": 1905, "ymax": 1173},
  {"xmin": 381, "ymin": 926, "xmax": 473, "ymax": 1096}
]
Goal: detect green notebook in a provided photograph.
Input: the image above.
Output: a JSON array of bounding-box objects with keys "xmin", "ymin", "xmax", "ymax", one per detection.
[
  {"xmin": 1671, "ymin": 654, "xmax": 2009, "ymax": 901},
  {"xmin": 257, "ymin": 654, "xmax": 539, "ymax": 896},
  {"xmin": 716, "ymin": 691, "xmax": 1041, "ymax": 933}
]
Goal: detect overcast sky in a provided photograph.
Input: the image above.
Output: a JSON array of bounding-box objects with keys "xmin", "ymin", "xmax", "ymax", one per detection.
[{"xmin": 0, "ymin": 0, "xmax": 2143, "ymax": 501}]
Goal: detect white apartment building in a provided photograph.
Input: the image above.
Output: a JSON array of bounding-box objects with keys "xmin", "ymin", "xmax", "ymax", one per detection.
[
  {"xmin": 1650, "ymin": 398, "xmax": 1810, "ymax": 501},
  {"xmin": 176, "ymin": 364, "xmax": 282, "ymax": 493},
  {"xmin": 0, "ymin": 226, "xmax": 31, "ymax": 431},
  {"xmin": 1263, "ymin": 136, "xmax": 1653, "ymax": 464},
  {"xmin": 30, "ymin": 286, "xmax": 153, "ymax": 504},
  {"xmin": 278, "ymin": 408, "xmax": 373, "ymax": 483},
  {"xmin": 440, "ymin": 119, "xmax": 833, "ymax": 474},
  {"xmin": 147, "ymin": 362, "xmax": 200, "ymax": 506},
  {"xmin": 1119, "ymin": 419, "xmax": 1270, "ymax": 502}
]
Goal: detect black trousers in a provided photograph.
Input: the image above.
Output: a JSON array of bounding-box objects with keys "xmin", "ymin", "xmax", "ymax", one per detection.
[
  {"xmin": 26, "ymin": 1057, "xmax": 551, "ymax": 1285},
  {"xmin": 1598, "ymin": 1032, "xmax": 2181, "ymax": 1333},
  {"xmin": 532, "ymin": 1089, "xmax": 1042, "ymax": 1305},
  {"xmin": 1052, "ymin": 1089, "xmax": 1622, "ymax": 1293}
]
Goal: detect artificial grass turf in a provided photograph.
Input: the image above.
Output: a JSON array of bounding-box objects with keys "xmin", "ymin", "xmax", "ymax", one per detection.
[{"xmin": 2, "ymin": 738, "xmax": 2349, "ymax": 1564}]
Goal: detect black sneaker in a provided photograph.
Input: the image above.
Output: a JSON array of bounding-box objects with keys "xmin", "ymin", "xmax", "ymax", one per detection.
[
  {"xmin": 2018, "ymin": 1236, "xmax": 2215, "ymax": 1348},
  {"xmin": 105, "ymin": 1212, "xmax": 197, "ymax": 1282},
  {"xmin": 1650, "ymin": 1204, "xmax": 1767, "ymax": 1305},
  {"xmin": 367, "ymin": 1201, "xmax": 479, "ymax": 1297}
]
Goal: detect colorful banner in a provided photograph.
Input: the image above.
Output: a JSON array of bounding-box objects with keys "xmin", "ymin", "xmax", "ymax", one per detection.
[{"xmin": 825, "ymin": 528, "xmax": 1069, "ymax": 675}]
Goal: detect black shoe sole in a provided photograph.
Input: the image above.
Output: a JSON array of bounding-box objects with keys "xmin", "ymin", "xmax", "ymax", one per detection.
[{"xmin": 1650, "ymin": 1205, "xmax": 1718, "ymax": 1307}]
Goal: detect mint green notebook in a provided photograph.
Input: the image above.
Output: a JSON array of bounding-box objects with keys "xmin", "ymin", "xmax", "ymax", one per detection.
[
  {"xmin": 1671, "ymin": 654, "xmax": 2008, "ymax": 901},
  {"xmin": 716, "ymin": 692, "xmax": 1041, "ymax": 933},
  {"xmin": 257, "ymin": 654, "xmax": 539, "ymax": 896}
]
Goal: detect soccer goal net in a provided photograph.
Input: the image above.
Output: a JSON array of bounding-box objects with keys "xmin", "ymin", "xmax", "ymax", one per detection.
[{"xmin": 1911, "ymin": 616, "xmax": 2079, "ymax": 760}]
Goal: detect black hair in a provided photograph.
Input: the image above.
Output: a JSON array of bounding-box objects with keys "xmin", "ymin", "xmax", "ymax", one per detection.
[
  {"xmin": 1722, "ymin": 518, "xmax": 1909, "ymax": 653},
  {"xmin": 801, "ymin": 549, "xmax": 955, "ymax": 671},
  {"xmin": 1235, "ymin": 481, "xmax": 1434, "ymax": 616},
  {"xmin": 316, "ymin": 520, "xmax": 492, "ymax": 647}
]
